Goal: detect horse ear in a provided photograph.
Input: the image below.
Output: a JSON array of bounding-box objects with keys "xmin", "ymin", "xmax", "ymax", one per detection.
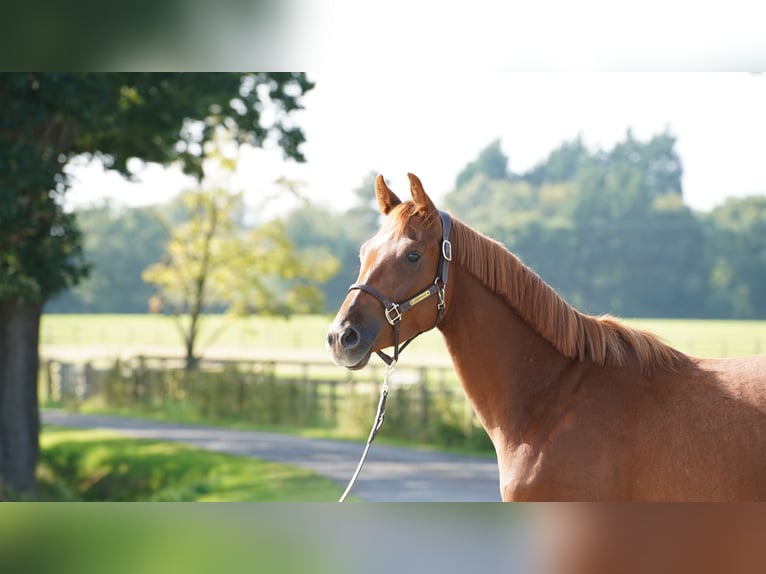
[
  {"xmin": 375, "ymin": 174, "xmax": 402, "ymax": 215},
  {"xmin": 407, "ymin": 173, "xmax": 436, "ymax": 214}
]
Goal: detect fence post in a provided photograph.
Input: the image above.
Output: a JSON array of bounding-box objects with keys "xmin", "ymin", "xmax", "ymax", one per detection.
[
  {"xmin": 237, "ymin": 376, "xmax": 246, "ymax": 417},
  {"xmin": 45, "ymin": 359, "xmax": 55, "ymax": 404},
  {"xmin": 308, "ymin": 381, "xmax": 318, "ymax": 426},
  {"xmin": 135, "ymin": 355, "xmax": 146, "ymax": 404},
  {"xmin": 58, "ymin": 362, "xmax": 75, "ymax": 407},
  {"xmin": 329, "ymin": 380, "xmax": 337, "ymax": 425},
  {"xmin": 419, "ymin": 367, "xmax": 429, "ymax": 432},
  {"xmin": 83, "ymin": 361, "xmax": 93, "ymax": 400}
]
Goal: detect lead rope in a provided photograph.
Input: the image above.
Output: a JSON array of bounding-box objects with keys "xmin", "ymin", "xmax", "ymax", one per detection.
[{"xmin": 338, "ymin": 361, "xmax": 395, "ymax": 502}]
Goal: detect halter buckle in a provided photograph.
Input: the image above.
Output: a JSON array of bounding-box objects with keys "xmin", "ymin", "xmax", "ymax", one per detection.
[
  {"xmin": 385, "ymin": 303, "xmax": 402, "ymax": 325},
  {"xmin": 442, "ymin": 239, "xmax": 453, "ymax": 262}
]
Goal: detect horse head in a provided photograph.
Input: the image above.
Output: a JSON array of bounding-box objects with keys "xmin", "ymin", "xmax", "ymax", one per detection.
[{"xmin": 326, "ymin": 173, "xmax": 451, "ymax": 369}]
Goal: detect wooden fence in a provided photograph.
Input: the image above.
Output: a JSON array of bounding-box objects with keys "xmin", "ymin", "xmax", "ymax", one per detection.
[{"xmin": 40, "ymin": 356, "xmax": 491, "ymax": 450}]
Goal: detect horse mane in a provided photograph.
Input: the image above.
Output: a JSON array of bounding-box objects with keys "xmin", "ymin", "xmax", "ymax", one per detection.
[{"xmin": 448, "ymin": 216, "xmax": 686, "ymax": 375}]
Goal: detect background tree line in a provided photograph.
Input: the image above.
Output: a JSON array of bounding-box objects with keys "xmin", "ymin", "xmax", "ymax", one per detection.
[
  {"xmin": 442, "ymin": 134, "xmax": 766, "ymax": 319},
  {"xmin": 50, "ymin": 131, "xmax": 766, "ymax": 320}
]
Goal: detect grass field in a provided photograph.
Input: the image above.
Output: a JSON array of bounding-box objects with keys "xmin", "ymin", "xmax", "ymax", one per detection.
[
  {"xmin": 627, "ymin": 318, "xmax": 766, "ymax": 358},
  {"xmin": 37, "ymin": 427, "xmax": 347, "ymax": 501},
  {"xmin": 41, "ymin": 313, "xmax": 766, "ymax": 361},
  {"xmin": 40, "ymin": 314, "xmax": 335, "ymax": 356}
]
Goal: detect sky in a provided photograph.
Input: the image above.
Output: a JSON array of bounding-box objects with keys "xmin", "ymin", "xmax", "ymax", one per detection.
[{"xmin": 65, "ymin": 72, "xmax": 766, "ymax": 215}]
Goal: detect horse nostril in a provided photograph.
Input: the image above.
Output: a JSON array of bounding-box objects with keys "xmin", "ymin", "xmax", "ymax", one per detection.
[{"xmin": 340, "ymin": 326, "xmax": 360, "ymax": 350}]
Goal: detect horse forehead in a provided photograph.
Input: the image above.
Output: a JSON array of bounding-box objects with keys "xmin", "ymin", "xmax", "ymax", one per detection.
[
  {"xmin": 383, "ymin": 213, "xmax": 432, "ymax": 242},
  {"xmin": 362, "ymin": 214, "xmax": 431, "ymax": 258},
  {"xmin": 362, "ymin": 229, "xmax": 402, "ymax": 259}
]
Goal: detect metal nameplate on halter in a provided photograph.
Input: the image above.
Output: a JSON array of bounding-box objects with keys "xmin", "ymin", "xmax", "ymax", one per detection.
[
  {"xmin": 408, "ymin": 290, "xmax": 432, "ymax": 307},
  {"xmin": 385, "ymin": 303, "xmax": 402, "ymax": 325},
  {"xmin": 442, "ymin": 240, "xmax": 453, "ymax": 261}
]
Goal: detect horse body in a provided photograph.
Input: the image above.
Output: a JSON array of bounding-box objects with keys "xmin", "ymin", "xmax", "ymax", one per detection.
[
  {"xmin": 327, "ymin": 173, "xmax": 766, "ymax": 501},
  {"xmin": 441, "ymin": 262, "xmax": 766, "ymax": 501}
]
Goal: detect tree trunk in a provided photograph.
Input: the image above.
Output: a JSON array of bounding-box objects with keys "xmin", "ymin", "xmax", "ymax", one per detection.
[{"xmin": 0, "ymin": 299, "xmax": 41, "ymax": 499}]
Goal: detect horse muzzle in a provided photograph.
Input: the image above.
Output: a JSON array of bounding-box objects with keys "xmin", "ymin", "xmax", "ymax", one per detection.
[{"xmin": 326, "ymin": 320, "xmax": 376, "ymax": 370}]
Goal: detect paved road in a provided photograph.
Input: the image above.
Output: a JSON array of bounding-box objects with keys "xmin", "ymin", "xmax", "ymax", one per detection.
[{"xmin": 42, "ymin": 410, "xmax": 501, "ymax": 502}]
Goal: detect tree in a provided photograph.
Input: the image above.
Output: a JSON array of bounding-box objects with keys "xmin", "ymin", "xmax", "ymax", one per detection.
[
  {"xmin": 45, "ymin": 201, "xmax": 168, "ymax": 313},
  {"xmin": 0, "ymin": 72, "xmax": 313, "ymax": 498},
  {"xmin": 282, "ymin": 172, "xmax": 383, "ymax": 312},
  {"xmin": 572, "ymin": 131, "xmax": 683, "ymax": 224},
  {"xmin": 705, "ymin": 197, "xmax": 766, "ymax": 318},
  {"xmin": 346, "ymin": 171, "xmax": 383, "ymax": 235},
  {"xmin": 567, "ymin": 130, "xmax": 698, "ymax": 315},
  {"xmin": 523, "ymin": 135, "xmax": 589, "ymax": 185},
  {"xmin": 454, "ymin": 139, "xmax": 509, "ymax": 188},
  {"xmin": 443, "ymin": 130, "xmax": 711, "ymax": 318},
  {"xmin": 143, "ymin": 188, "xmax": 338, "ymax": 368}
]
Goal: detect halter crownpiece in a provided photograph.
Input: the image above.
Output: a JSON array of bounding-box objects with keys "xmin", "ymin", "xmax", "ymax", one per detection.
[{"xmin": 348, "ymin": 210, "xmax": 453, "ymax": 366}]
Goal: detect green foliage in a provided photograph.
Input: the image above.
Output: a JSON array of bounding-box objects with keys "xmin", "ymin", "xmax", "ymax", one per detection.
[
  {"xmin": 442, "ymin": 130, "xmax": 766, "ymax": 318},
  {"xmin": 524, "ymin": 136, "xmax": 589, "ymax": 185},
  {"xmin": 36, "ymin": 125, "xmax": 766, "ymax": 321},
  {"xmin": 704, "ymin": 197, "xmax": 766, "ymax": 317},
  {"xmin": 282, "ymin": 172, "xmax": 383, "ymax": 312},
  {"xmin": 55, "ymin": 358, "xmax": 493, "ymax": 453},
  {"xmin": 454, "ymin": 139, "xmax": 509, "ymax": 188},
  {"xmin": 37, "ymin": 428, "xmax": 342, "ymax": 501},
  {"xmin": 97, "ymin": 360, "xmax": 328, "ymax": 428},
  {"xmin": 142, "ymin": 188, "xmax": 339, "ymax": 364},
  {"xmin": 47, "ymin": 201, "xmax": 166, "ymax": 312},
  {"xmin": 0, "ymin": 170, "xmax": 89, "ymax": 302},
  {"xmin": 1, "ymin": 72, "xmax": 313, "ymax": 303},
  {"xmin": 0, "ymin": 72, "xmax": 313, "ymax": 497},
  {"xmin": 143, "ymin": 189, "xmax": 246, "ymax": 312},
  {"xmin": 571, "ymin": 131, "xmax": 683, "ymax": 224}
]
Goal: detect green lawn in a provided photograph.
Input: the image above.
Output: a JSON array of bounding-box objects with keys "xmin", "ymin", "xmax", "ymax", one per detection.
[
  {"xmin": 40, "ymin": 313, "xmax": 335, "ymax": 352},
  {"xmin": 627, "ymin": 318, "xmax": 766, "ymax": 358},
  {"xmin": 37, "ymin": 427, "xmax": 348, "ymax": 502},
  {"xmin": 41, "ymin": 313, "xmax": 766, "ymax": 360}
]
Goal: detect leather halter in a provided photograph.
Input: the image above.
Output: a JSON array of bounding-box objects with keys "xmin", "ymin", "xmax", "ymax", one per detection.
[{"xmin": 348, "ymin": 210, "xmax": 453, "ymax": 366}]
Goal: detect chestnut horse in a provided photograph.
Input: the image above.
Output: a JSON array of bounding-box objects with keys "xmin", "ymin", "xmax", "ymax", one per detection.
[{"xmin": 327, "ymin": 173, "xmax": 766, "ymax": 501}]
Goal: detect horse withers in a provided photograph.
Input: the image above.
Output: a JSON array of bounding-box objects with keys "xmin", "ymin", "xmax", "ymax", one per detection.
[{"xmin": 327, "ymin": 172, "xmax": 766, "ymax": 501}]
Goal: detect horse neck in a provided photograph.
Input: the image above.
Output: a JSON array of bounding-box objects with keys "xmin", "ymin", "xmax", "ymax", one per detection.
[{"xmin": 437, "ymin": 263, "xmax": 584, "ymax": 448}]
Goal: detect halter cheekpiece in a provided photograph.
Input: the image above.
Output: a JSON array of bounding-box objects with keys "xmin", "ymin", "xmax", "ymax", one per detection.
[{"xmin": 347, "ymin": 210, "xmax": 453, "ymax": 366}]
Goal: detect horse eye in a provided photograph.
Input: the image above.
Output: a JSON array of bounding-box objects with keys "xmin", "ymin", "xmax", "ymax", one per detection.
[{"xmin": 406, "ymin": 252, "xmax": 421, "ymax": 263}]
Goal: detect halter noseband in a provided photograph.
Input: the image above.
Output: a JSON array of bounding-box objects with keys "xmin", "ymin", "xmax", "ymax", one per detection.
[{"xmin": 348, "ymin": 210, "xmax": 453, "ymax": 366}]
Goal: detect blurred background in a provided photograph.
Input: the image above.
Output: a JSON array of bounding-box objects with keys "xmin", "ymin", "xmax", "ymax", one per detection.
[
  {"xmin": 3, "ymin": 71, "xmax": 766, "ymax": 500},
  {"xmin": 2, "ymin": 3, "xmax": 766, "ymax": 569}
]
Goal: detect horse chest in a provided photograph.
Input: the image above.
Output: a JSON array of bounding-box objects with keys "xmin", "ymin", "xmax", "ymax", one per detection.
[
  {"xmin": 498, "ymin": 443, "xmax": 551, "ymax": 502},
  {"xmin": 498, "ymin": 426, "xmax": 606, "ymax": 502}
]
